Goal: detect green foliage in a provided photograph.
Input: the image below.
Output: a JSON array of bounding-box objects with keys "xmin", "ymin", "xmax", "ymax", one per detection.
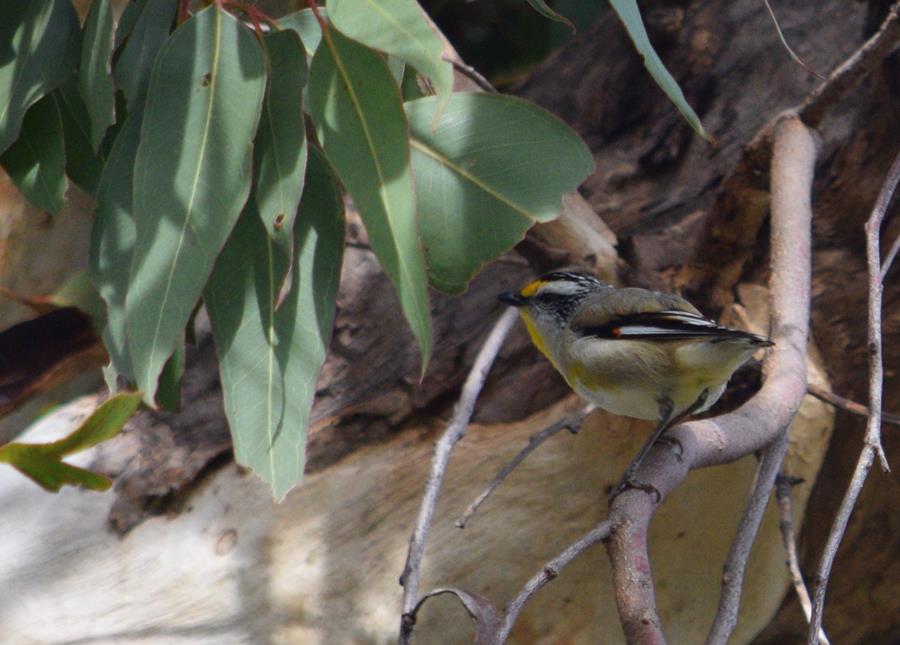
[
  {"xmin": 206, "ymin": 149, "xmax": 343, "ymax": 500},
  {"xmin": 523, "ymin": 0, "xmax": 575, "ymax": 31},
  {"xmin": 79, "ymin": 0, "xmax": 116, "ymax": 150},
  {"xmin": 608, "ymin": 0, "xmax": 711, "ymax": 140},
  {"xmin": 0, "ymin": 392, "xmax": 142, "ymax": 492},
  {"xmin": 309, "ymin": 24, "xmax": 433, "ymax": 370},
  {"xmin": 0, "ymin": 0, "xmax": 699, "ymax": 498},
  {"xmin": 407, "ymin": 93, "xmax": 593, "ymax": 293},
  {"xmin": 0, "ymin": 95, "xmax": 66, "ymax": 214},
  {"xmin": 126, "ymin": 6, "xmax": 265, "ymax": 405}
]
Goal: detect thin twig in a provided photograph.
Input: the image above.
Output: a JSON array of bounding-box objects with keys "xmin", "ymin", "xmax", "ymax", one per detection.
[
  {"xmin": 456, "ymin": 405, "xmax": 592, "ymax": 529},
  {"xmin": 763, "ymin": 0, "xmax": 826, "ymax": 79},
  {"xmin": 808, "ymin": 148, "xmax": 900, "ymax": 645},
  {"xmin": 881, "ymin": 229, "xmax": 900, "ymax": 281},
  {"xmin": 398, "ymin": 308, "xmax": 519, "ymax": 644},
  {"xmin": 705, "ymin": 116, "xmax": 817, "ymax": 645},
  {"xmin": 776, "ymin": 475, "xmax": 831, "ymax": 645},
  {"xmin": 807, "ymin": 383, "xmax": 900, "ymax": 426},
  {"xmin": 877, "ymin": 152, "xmax": 900, "ymax": 280},
  {"xmin": 493, "ymin": 520, "xmax": 612, "ymax": 644},
  {"xmin": 801, "ymin": 2, "xmax": 900, "ymax": 127},
  {"xmin": 706, "ymin": 433, "xmax": 790, "ymax": 644}
]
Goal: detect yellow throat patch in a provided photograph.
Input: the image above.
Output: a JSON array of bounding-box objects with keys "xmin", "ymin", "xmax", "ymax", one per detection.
[{"xmin": 519, "ymin": 308, "xmax": 556, "ymax": 367}]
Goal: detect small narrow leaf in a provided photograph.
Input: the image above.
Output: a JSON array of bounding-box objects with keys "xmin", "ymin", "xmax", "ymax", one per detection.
[
  {"xmin": 309, "ymin": 26, "xmax": 432, "ymax": 369},
  {"xmin": 90, "ymin": 110, "xmax": 142, "ymax": 382},
  {"xmin": 79, "ymin": 0, "xmax": 116, "ymax": 150},
  {"xmin": 254, "ymin": 30, "xmax": 308, "ymax": 244},
  {"xmin": 113, "ymin": 0, "xmax": 178, "ymax": 110},
  {"xmin": 0, "ymin": 391, "xmax": 142, "ymax": 492},
  {"xmin": 523, "ymin": 0, "xmax": 575, "ymax": 31},
  {"xmin": 206, "ymin": 149, "xmax": 344, "ymax": 500},
  {"xmin": 0, "ymin": 96, "xmax": 67, "ymax": 215},
  {"xmin": 329, "ymin": 0, "xmax": 453, "ymax": 117},
  {"xmin": 406, "ymin": 93, "xmax": 594, "ymax": 293},
  {"xmin": 0, "ymin": 0, "xmax": 79, "ymax": 154},
  {"xmin": 126, "ymin": 6, "xmax": 265, "ymax": 404},
  {"xmin": 609, "ymin": 0, "xmax": 710, "ymax": 140}
]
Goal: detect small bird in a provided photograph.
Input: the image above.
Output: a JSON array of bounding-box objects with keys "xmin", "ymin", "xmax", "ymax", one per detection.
[{"xmin": 499, "ymin": 269, "xmax": 773, "ymax": 498}]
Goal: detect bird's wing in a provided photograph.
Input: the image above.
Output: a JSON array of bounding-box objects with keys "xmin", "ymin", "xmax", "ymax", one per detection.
[{"xmin": 569, "ymin": 287, "xmax": 771, "ymax": 344}]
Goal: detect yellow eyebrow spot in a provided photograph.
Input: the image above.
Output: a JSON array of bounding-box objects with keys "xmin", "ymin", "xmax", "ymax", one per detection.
[{"xmin": 520, "ymin": 280, "xmax": 547, "ymax": 297}]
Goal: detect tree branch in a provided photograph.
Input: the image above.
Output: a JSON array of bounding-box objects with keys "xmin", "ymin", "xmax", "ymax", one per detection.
[
  {"xmin": 776, "ymin": 475, "xmax": 831, "ymax": 645},
  {"xmin": 605, "ymin": 115, "xmax": 815, "ymax": 644},
  {"xmin": 456, "ymin": 405, "xmax": 591, "ymax": 529},
  {"xmin": 801, "ymin": 2, "xmax": 900, "ymax": 127},
  {"xmin": 808, "ymin": 147, "xmax": 900, "ymax": 644},
  {"xmin": 398, "ymin": 308, "xmax": 519, "ymax": 644},
  {"xmin": 807, "ymin": 384, "xmax": 900, "ymax": 426},
  {"xmin": 493, "ymin": 520, "xmax": 612, "ymax": 644}
]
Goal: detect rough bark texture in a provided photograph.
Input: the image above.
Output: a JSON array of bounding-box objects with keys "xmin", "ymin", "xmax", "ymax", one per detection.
[{"xmin": 514, "ymin": 0, "xmax": 900, "ymax": 641}]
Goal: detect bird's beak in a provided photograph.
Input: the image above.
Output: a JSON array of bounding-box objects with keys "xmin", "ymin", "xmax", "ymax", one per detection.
[{"xmin": 498, "ymin": 291, "xmax": 526, "ymax": 307}]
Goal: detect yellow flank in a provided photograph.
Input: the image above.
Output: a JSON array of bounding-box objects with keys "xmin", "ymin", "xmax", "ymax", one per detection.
[
  {"xmin": 519, "ymin": 309, "xmax": 556, "ymax": 366},
  {"xmin": 520, "ymin": 280, "xmax": 547, "ymax": 298},
  {"xmin": 566, "ymin": 361, "xmax": 608, "ymax": 391}
]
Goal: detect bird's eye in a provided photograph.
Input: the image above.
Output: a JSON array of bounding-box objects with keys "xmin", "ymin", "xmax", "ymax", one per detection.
[{"xmin": 535, "ymin": 292, "xmax": 556, "ymax": 305}]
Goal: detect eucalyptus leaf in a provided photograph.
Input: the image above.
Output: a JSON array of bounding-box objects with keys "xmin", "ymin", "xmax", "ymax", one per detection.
[
  {"xmin": 279, "ymin": 8, "xmax": 323, "ymax": 58},
  {"xmin": 523, "ymin": 0, "xmax": 575, "ymax": 31},
  {"xmin": 309, "ymin": 26, "xmax": 432, "ymax": 370},
  {"xmin": 126, "ymin": 6, "xmax": 265, "ymax": 405},
  {"xmin": 609, "ymin": 0, "xmax": 710, "ymax": 140},
  {"xmin": 0, "ymin": 0, "xmax": 79, "ymax": 154},
  {"xmin": 254, "ymin": 30, "xmax": 308, "ymax": 248},
  {"xmin": 329, "ymin": 0, "xmax": 453, "ymax": 117},
  {"xmin": 90, "ymin": 110, "xmax": 142, "ymax": 383},
  {"xmin": 0, "ymin": 392, "xmax": 142, "ymax": 492},
  {"xmin": 0, "ymin": 96, "xmax": 67, "ymax": 215},
  {"xmin": 405, "ymin": 93, "xmax": 594, "ymax": 293},
  {"xmin": 206, "ymin": 149, "xmax": 344, "ymax": 500},
  {"xmin": 53, "ymin": 81, "xmax": 104, "ymax": 195},
  {"xmin": 79, "ymin": 0, "xmax": 116, "ymax": 150},
  {"xmin": 114, "ymin": 0, "xmax": 177, "ymax": 110}
]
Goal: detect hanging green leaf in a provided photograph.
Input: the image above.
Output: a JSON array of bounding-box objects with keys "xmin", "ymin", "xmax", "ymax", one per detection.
[
  {"xmin": 126, "ymin": 6, "xmax": 265, "ymax": 405},
  {"xmin": 523, "ymin": 0, "xmax": 575, "ymax": 31},
  {"xmin": 79, "ymin": 0, "xmax": 116, "ymax": 150},
  {"xmin": 280, "ymin": 8, "xmax": 323, "ymax": 58},
  {"xmin": 0, "ymin": 392, "xmax": 142, "ymax": 492},
  {"xmin": 309, "ymin": 26, "xmax": 432, "ymax": 370},
  {"xmin": 113, "ymin": 0, "xmax": 178, "ymax": 110},
  {"xmin": 115, "ymin": 0, "xmax": 149, "ymax": 49},
  {"xmin": 206, "ymin": 149, "xmax": 344, "ymax": 500},
  {"xmin": 0, "ymin": 96, "xmax": 67, "ymax": 215},
  {"xmin": 608, "ymin": 0, "xmax": 710, "ymax": 141},
  {"xmin": 406, "ymin": 93, "xmax": 594, "ymax": 294},
  {"xmin": 328, "ymin": 0, "xmax": 453, "ymax": 117},
  {"xmin": 52, "ymin": 80, "xmax": 104, "ymax": 196},
  {"xmin": 0, "ymin": 0, "xmax": 79, "ymax": 154},
  {"xmin": 254, "ymin": 30, "xmax": 308, "ymax": 250},
  {"xmin": 90, "ymin": 110, "xmax": 142, "ymax": 384}
]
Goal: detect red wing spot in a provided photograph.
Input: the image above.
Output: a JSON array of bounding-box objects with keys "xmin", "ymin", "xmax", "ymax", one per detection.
[{"xmin": 612, "ymin": 328, "xmax": 621, "ymax": 337}]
